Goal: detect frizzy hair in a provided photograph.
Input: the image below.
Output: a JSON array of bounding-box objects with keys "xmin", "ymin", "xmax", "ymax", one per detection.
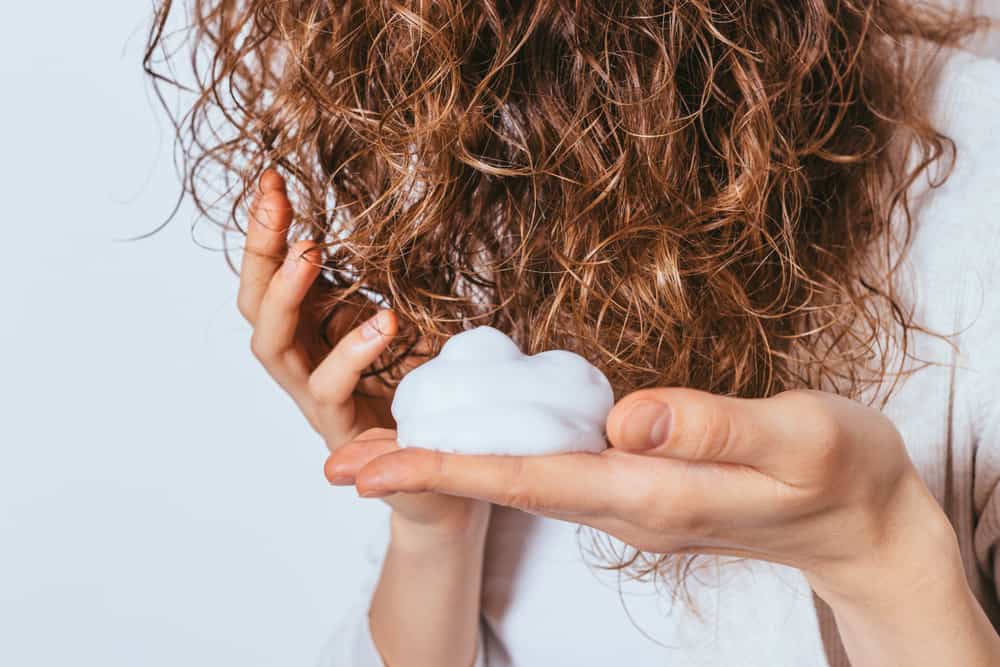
[{"xmin": 145, "ymin": 1, "xmax": 984, "ymax": 585}]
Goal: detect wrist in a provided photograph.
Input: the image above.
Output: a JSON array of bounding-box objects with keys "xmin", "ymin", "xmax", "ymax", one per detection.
[
  {"xmin": 806, "ymin": 466, "xmax": 963, "ymax": 613},
  {"xmin": 804, "ymin": 469, "xmax": 1000, "ymax": 666},
  {"xmin": 390, "ymin": 502, "xmax": 492, "ymax": 552}
]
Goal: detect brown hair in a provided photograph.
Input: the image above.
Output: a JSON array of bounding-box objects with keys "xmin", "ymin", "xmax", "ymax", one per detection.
[{"xmin": 145, "ymin": 1, "xmax": 984, "ymax": 585}]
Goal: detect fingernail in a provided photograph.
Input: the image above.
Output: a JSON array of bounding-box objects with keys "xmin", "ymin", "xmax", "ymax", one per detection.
[
  {"xmin": 358, "ymin": 487, "xmax": 390, "ymax": 498},
  {"xmin": 329, "ymin": 474, "xmax": 352, "ymax": 486},
  {"xmin": 627, "ymin": 400, "xmax": 672, "ymax": 449},
  {"xmin": 360, "ymin": 311, "xmax": 387, "ymax": 340}
]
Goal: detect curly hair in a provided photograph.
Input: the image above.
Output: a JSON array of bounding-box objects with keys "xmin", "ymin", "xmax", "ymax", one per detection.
[{"xmin": 145, "ymin": 0, "xmax": 984, "ymax": 586}]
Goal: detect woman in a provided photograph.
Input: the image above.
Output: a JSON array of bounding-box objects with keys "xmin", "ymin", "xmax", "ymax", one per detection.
[{"xmin": 147, "ymin": 1, "xmax": 1000, "ymax": 665}]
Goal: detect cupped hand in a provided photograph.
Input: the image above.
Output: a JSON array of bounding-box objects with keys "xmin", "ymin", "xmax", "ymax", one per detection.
[{"xmin": 343, "ymin": 386, "xmax": 960, "ymax": 605}]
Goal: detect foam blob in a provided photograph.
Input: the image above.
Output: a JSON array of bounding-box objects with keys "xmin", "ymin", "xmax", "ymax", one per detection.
[{"xmin": 391, "ymin": 326, "xmax": 614, "ymax": 455}]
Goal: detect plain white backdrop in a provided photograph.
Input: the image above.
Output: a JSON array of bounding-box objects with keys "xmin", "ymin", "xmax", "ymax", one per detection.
[
  {"xmin": 0, "ymin": 2, "xmax": 996, "ymax": 667},
  {"xmin": 0, "ymin": 3, "xmax": 384, "ymax": 666}
]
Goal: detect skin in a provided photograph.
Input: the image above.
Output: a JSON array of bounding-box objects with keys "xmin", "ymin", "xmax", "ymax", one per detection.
[
  {"xmin": 243, "ymin": 173, "xmax": 1000, "ymax": 666},
  {"xmin": 331, "ymin": 390, "xmax": 1000, "ymax": 666},
  {"xmin": 238, "ymin": 170, "xmax": 488, "ymax": 667}
]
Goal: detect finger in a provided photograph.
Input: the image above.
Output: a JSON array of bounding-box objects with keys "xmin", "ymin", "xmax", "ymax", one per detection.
[
  {"xmin": 354, "ymin": 448, "xmax": 626, "ymax": 516},
  {"xmin": 355, "ymin": 447, "xmax": 784, "ymax": 535},
  {"xmin": 237, "ymin": 170, "xmax": 293, "ymax": 324},
  {"xmin": 306, "ymin": 309, "xmax": 398, "ymax": 415},
  {"xmin": 607, "ymin": 387, "xmax": 875, "ymax": 480},
  {"xmin": 249, "ymin": 240, "xmax": 323, "ymax": 396},
  {"xmin": 324, "ymin": 432, "xmax": 399, "ymax": 484},
  {"xmin": 322, "ymin": 300, "xmax": 377, "ymax": 346}
]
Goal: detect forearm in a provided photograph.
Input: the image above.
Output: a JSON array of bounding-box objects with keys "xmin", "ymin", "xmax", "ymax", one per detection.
[
  {"xmin": 830, "ymin": 562, "xmax": 1000, "ymax": 666},
  {"xmin": 811, "ymin": 474, "xmax": 1000, "ymax": 666},
  {"xmin": 369, "ymin": 504, "xmax": 491, "ymax": 667}
]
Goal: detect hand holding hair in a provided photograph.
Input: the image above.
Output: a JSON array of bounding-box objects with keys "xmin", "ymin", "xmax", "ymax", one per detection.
[{"xmin": 239, "ymin": 170, "xmax": 491, "ymax": 667}]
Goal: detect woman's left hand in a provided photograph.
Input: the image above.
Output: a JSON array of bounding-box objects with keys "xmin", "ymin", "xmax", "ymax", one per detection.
[{"xmin": 328, "ymin": 387, "xmax": 961, "ymax": 608}]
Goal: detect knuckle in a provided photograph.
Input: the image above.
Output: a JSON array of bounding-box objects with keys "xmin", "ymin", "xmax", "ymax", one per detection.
[
  {"xmin": 307, "ymin": 371, "xmax": 334, "ymax": 403},
  {"xmin": 420, "ymin": 450, "xmax": 447, "ymax": 492},
  {"xmin": 249, "ymin": 332, "xmax": 275, "ymax": 364},
  {"xmin": 510, "ymin": 489, "xmax": 546, "ymax": 513},
  {"xmin": 657, "ymin": 469, "xmax": 713, "ymax": 536},
  {"xmin": 676, "ymin": 501, "xmax": 714, "ymax": 538},
  {"xmin": 673, "ymin": 506, "xmax": 711, "ymax": 536},
  {"xmin": 236, "ymin": 290, "xmax": 257, "ymax": 323},
  {"xmin": 810, "ymin": 408, "xmax": 843, "ymax": 452},
  {"xmin": 777, "ymin": 390, "xmax": 845, "ymax": 471},
  {"xmin": 253, "ymin": 194, "xmax": 291, "ymax": 228},
  {"xmin": 777, "ymin": 390, "xmax": 835, "ymax": 432},
  {"xmin": 499, "ymin": 458, "xmax": 533, "ymax": 509},
  {"xmin": 812, "ymin": 435, "xmax": 845, "ymax": 477},
  {"xmin": 688, "ymin": 402, "xmax": 733, "ymax": 462},
  {"xmin": 242, "ymin": 244, "xmax": 273, "ymax": 266}
]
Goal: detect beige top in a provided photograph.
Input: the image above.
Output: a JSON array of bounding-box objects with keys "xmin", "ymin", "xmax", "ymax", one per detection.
[{"xmin": 320, "ymin": 47, "xmax": 1000, "ymax": 666}]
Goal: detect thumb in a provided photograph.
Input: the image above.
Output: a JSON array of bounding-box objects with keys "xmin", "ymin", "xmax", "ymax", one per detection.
[{"xmin": 606, "ymin": 387, "xmax": 871, "ymax": 477}]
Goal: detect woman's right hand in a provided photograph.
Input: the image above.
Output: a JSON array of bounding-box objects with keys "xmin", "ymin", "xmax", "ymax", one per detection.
[
  {"xmin": 237, "ymin": 169, "xmax": 490, "ymax": 535},
  {"xmin": 236, "ymin": 169, "xmax": 402, "ymax": 451},
  {"xmin": 236, "ymin": 170, "xmax": 489, "ymax": 667}
]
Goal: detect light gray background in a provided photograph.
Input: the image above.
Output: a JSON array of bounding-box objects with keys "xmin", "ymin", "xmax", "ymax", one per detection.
[
  {"xmin": 0, "ymin": 3, "xmax": 383, "ymax": 666},
  {"xmin": 0, "ymin": 3, "xmax": 995, "ymax": 666}
]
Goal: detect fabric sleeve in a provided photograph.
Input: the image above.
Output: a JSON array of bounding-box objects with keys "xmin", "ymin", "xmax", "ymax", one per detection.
[
  {"xmin": 971, "ymin": 270, "xmax": 1000, "ymax": 608},
  {"xmin": 315, "ymin": 507, "xmax": 489, "ymax": 667},
  {"xmin": 974, "ymin": 392, "xmax": 1000, "ymax": 613},
  {"xmin": 953, "ymin": 60, "xmax": 1000, "ymax": 609},
  {"xmin": 911, "ymin": 52, "xmax": 1000, "ymax": 619}
]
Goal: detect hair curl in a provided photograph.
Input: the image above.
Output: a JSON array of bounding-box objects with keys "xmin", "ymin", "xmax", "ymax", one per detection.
[{"xmin": 146, "ymin": 0, "xmax": 985, "ymax": 588}]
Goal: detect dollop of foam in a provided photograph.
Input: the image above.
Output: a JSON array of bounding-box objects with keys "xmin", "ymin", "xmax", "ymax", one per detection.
[{"xmin": 391, "ymin": 326, "xmax": 614, "ymax": 455}]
